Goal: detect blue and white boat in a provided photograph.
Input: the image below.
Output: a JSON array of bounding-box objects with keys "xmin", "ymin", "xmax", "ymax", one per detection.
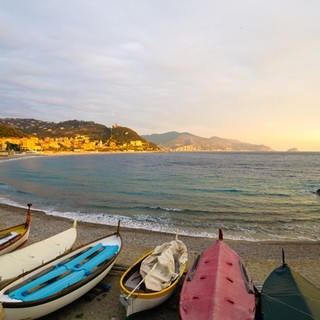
[{"xmin": 0, "ymin": 222, "xmax": 122, "ymax": 320}]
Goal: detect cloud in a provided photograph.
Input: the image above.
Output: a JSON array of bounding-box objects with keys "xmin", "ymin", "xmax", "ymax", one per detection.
[{"xmin": 0, "ymin": 1, "xmax": 320, "ymax": 150}]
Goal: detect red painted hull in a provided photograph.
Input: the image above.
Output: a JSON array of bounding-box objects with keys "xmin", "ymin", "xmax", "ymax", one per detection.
[{"xmin": 179, "ymin": 234, "xmax": 255, "ymax": 320}]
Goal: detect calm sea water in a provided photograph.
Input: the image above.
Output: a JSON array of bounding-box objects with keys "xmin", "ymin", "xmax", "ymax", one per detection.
[{"xmin": 0, "ymin": 152, "xmax": 319, "ymax": 241}]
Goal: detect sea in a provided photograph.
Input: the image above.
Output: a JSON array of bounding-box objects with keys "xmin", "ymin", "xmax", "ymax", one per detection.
[{"xmin": 0, "ymin": 152, "xmax": 319, "ymax": 241}]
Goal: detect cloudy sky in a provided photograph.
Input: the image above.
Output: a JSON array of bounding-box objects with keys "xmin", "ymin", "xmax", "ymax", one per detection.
[{"xmin": 1, "ymin": 1, "xmax": 319, "ymax": 151}]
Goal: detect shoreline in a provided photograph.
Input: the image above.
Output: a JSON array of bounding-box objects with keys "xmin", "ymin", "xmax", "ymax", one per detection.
[
  {"xmin": 0, "ymin": 150, "xmax": 161, "ymax": 160},
  {"xmin": 2, "ymin": 150, "xmax": 320, "ymax": 164},
  {"xmin": 1, "ymin": 202, "xmax": 319, "ymax": 319},
  {"xmin": 0, "ymin": 199, "xmax": 319, "ymax": 243}
]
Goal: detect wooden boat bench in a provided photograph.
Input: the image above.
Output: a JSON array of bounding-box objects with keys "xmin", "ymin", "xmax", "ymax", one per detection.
[{"xmin": 0, "ymin": 232, "xmax": 20, "ymax": 247}]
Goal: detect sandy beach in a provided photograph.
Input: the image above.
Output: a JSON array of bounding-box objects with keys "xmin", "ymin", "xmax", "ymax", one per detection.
[{"xmin": 0, "ymin": 203, "xmax": 319, "ymax": 319}]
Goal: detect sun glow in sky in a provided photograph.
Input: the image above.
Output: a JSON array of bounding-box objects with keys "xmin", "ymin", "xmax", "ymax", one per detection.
[{"xmin": 1, "ymin": 1, "xmax": 320, "ymax": 151}]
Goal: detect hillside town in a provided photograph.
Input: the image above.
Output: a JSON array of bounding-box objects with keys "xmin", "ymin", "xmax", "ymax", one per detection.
[
  {"xmin": 0, "ymin": 119, "xmax": 160, "ymax": 155},
  {"xmin": 0, "ymin": 135, "xmax": 155, "ymax": 155}
]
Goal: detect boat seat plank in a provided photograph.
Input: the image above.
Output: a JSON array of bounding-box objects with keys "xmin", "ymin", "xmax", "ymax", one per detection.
[
  {"xmin": 72, "ymin": 245, "xmax": 119, "ymax": 273},
  {"xmin": 8, "ymin": 266, "xmax": 68, "ymax": 299},
  {"xmin": 24, "ymin": 270, "xmax": 73, "ymax": 295},
  {"xmin": 0, "ymin": 232, "xmax": 20, "ymax": 246},
  {"xmin": 12, "ymin": 270, "xmax": 87, "ymax": 302},
  {"xmin": 0, "ymin": 233, "xmax": 12, "ymax": 240},
  {"xmin": 63, "ymin": 243, "xmax": 103, "ymax": 269},
  {"xmin": 56, "ymin": 246, "xmax": 93, "ymax": 267}
]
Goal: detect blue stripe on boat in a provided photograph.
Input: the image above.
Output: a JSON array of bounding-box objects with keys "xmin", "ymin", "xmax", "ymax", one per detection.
[{"xmin": 8, "ymin": 244, "xmax": 119, "ymax": 302}]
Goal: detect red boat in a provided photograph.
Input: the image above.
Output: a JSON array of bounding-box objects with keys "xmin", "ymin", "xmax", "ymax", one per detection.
[{"xmin": 179, "ymin": 229, "xmax": 256, "ymax": 320}]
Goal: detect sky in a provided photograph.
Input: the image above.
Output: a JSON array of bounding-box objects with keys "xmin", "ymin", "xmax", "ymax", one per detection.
[{"xmin": 1, "ymin": 1, "xmax": 320, "ymax": 151}]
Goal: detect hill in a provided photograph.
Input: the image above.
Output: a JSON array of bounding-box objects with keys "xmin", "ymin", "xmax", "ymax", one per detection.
[
  {"xmin": 0, "ymin": 123, "xmax": 28, "ymax": 138},
  {"xmin": 0, "ymin": 118, "xmax": 272, "ymax": 152},
  {"xmin": 0, "ymin": 118, "xmax": 112, "ymax": 141},
  {"xmin": 142, "ymin": 131, "xmax": 272, "ymax": 152},
  {"xmin": 0, "ymin": 118, "xmax": 159, "ymax": 152}
]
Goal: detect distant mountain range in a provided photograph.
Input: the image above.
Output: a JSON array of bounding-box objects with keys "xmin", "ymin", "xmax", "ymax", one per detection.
[
  {"xmin": 0, "ymin": 118, "xmax": 272, "ymax": 152},
  {"xmin": 142, "ymin": 131, "xmax": 273, "ymax": 152}
]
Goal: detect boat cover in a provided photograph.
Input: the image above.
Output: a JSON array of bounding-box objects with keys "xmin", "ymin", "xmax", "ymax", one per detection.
[
  {"xmin": 256, "ymin": 263, "xmax": 320, "ymax": 320},
  {"xmin": 0, "ymin": 223, "xmax": 77, "ymax": 286},
  {"xmin": 140, "ymin": 239, "xmax": 187, "ymax": 291}
]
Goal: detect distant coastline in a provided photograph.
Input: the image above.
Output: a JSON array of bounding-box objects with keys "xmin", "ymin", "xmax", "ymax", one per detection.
[
  {"xmin": 1, "ymin": 149, "xmax": 320, "ymax": 163},
  {"xmin": 0, "ymin": 150, "xmax": 159, "ymax": 159}
]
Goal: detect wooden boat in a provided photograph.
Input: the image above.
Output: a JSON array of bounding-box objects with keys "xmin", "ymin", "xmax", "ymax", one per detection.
[
  {"xmin": 256, "ymin": 250, "xmax": 320, "ymax": 320},
  {"xmin": 0, "ymin": 204, "xmax": 32, "ymax": 256},
  {"xmin": 0, "ymin": 222, "xmax": 122, "ymax": 320},
  {"xmin": 179, "ymin": 229, "xmax": 256, "ymax": 320},
  {"xmin": 0, "ymin": 220, "xmax": 77, "ymax": 288},
  {"xmin": 119, "ymin": 237, "xmax": 188, "ymax": 318}
]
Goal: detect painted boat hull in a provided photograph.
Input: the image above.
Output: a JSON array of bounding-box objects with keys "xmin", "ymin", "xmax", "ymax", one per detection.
[
  {"xmin": 179, "ymin": 230, "xmax": 255, "ymax": 320},
  {"xmin": 2, "ymin": 262, "xmax": 115, "ymax": 320},
  {"xmin": 0, "ymin": 204, "xmax": 32, "ymax": 256},
  {"xmin": 256, "ymin": 262, "xmax": 320, "ymax": 320},
  {"xmin": 120, "ymin": 246, "xmax": 187, "ymax": 318},
  {"xmin": 0, "ymin": 224, "xmax": 122, "ymax": 320}
]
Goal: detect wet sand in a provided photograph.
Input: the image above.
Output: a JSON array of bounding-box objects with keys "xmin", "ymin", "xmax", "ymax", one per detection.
[{"xmin": 0, "ymin": 203, "xmax": 319, "ymax": 319}]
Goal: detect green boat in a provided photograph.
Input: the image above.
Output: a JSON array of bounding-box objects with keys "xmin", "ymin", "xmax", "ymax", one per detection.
[{"xmin": 256, "ymin": 251, "xmax": 320, "ymax": 320}]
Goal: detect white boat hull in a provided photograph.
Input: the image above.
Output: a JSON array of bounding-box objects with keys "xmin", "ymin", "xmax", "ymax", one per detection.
[
  {"xmin": 120, "ymin": 288, "xmax": 176, "ymax": 317},
  {"xmin": 0, "ymin": 229, "xmax": 30, "ymax": 256},
  {"xmin": 0, "ymin": 229, "xmax": 122, "ymax": 320},
  {"xmin": 2, "ymin": 261, "xmax": 115, "ymax": 320}
]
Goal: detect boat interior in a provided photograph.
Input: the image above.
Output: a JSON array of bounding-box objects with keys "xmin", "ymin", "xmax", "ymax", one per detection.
[{"xmin": 5, "ymin": 243, "xmax": 120, "ymax": 302}]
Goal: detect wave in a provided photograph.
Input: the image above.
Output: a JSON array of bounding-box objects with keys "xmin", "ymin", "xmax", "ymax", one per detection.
[
  {"xmin": 0, "ymin": 183, "xmax": 9, "ymax": 189},
  {"xmin": 0, "ymin": 196, "xmax": 28, "ymax": 209},
  {"xmin": 149, "ymin": 206, "xmax": 183, "ymax": 212},
  {"xmin": 0, "ymin": 155, "xmax": 40, "ymax": 163},
  {"xmin": 187, "ymin": 187, "xmax": 244, "ymax": 193},
  {"xmin": 0, "ymin": 195, "xmax": 318, "ymax": 241}
]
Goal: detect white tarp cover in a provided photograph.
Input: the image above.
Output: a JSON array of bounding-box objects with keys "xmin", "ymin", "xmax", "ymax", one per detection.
[
  {"xmin": 140, "ymin": 239, "xmax": 188, "ymax": 291},
  {"xmin": 0, "ymin": 223, "xmax": 77, "ymax": 286}
]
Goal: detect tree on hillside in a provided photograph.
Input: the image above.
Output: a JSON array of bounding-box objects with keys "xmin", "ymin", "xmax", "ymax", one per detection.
[
  {"xmin": 0, "ymin": 124, "xmax": 27, "ymax": 138},
  {"xmin": 6, "ymin": 142, "xmax": 21, "ymax": 151}
]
